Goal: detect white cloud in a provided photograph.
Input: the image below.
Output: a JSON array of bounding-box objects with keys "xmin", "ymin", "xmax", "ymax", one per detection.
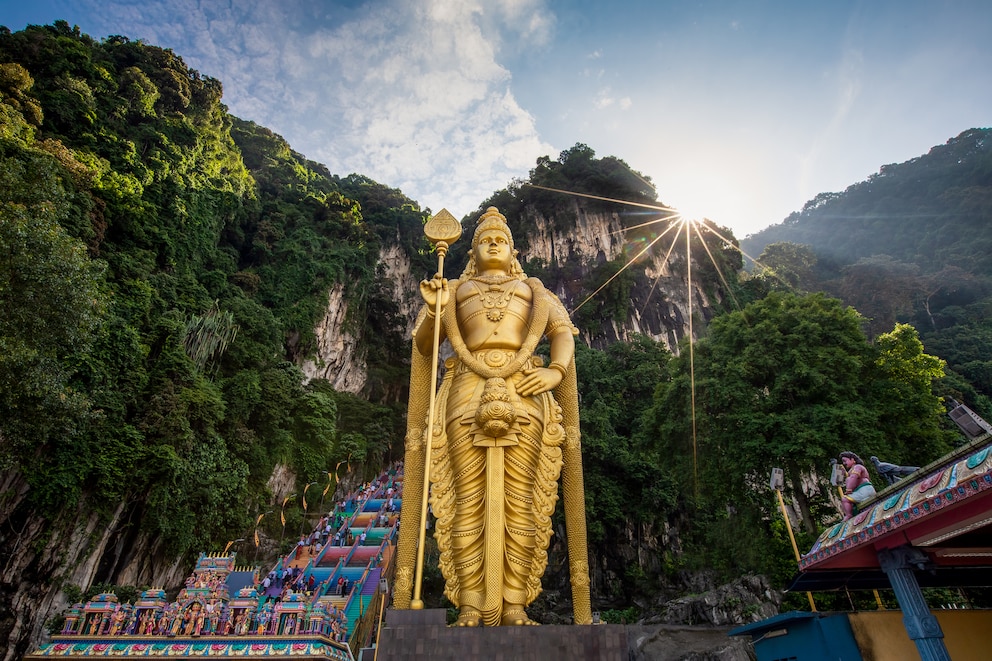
[
  {"xmin": 37, "ymin": 0, "xmax": 991, "ymax": 241},
  {"xmin": 73, "ymin": 0, "xmax": 555, "ymax": 219}
]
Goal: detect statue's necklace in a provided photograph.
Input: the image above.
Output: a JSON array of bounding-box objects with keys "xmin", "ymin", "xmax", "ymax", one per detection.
[
  {"xmin": 473, "ymin": 279, "xmax": 516, "ymax": 322},
  {"xmin": 472, "ymin": 273, "xmax": 517, "ymax": 285}
]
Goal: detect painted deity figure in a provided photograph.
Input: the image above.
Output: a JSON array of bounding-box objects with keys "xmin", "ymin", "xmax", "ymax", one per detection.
[
  {"xmin": 232, "ymin": 611, "xmax": 245, "ymax": 635},
  {"xmin": 257, "ymin": 609, "xmax": 270, "ymax": 635},
  {"xmin": 840, "ymin": 450, "xmax": 876, "ymax": 520},
  {"xmin": 194, "ymin": 607, "xmax": 205, "ymax": 635},
  {"xmin": 169, "ymin": 608, "xmax": 183, "ymax": 636},
  {"xmin": 108, "ymin": 607, "xmax": 124, "ymax": 634},
  {"xmin": 395, "ymin": 207, "xmax": 592, "ymax": 627}
]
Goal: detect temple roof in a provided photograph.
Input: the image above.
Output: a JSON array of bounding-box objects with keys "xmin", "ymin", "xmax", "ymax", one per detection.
[{"xmin": 791, "ymin": 433, "xmax": 992, "ymax": 591}]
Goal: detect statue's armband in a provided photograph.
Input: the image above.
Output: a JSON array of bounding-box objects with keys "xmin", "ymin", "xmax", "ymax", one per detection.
[{"xmin": 543, "ymin": 290, "xmax": 578, "ymax": 338}]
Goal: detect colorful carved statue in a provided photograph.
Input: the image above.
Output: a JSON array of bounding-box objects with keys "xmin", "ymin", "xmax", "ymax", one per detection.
[
  {"xmin": 109, "ymin": 607, "xmax": 125, "ymax": 634},
  {"xmin": 394, "ymin": 207, "xmax": 592, "ymax": 626},
  {"xmin": 169, "ymin": 608, "xmax": 183, "ymax": 636},
  {"xmin": 257, "ymin": 609, "xmax": 270, "ymax": 635},
  {"xmin": 209, "ymin": 608, "xmax": 220, "ymax": 635},
  {"xmin": 194, "ymin": 607, "xmax": 205, "ymax": 635},
  {"xmin": 840, "ymin": 450, "xmax": 877, "ymax": 520}
]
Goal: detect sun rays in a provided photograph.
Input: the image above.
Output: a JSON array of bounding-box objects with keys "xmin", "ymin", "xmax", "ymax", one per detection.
[
  {"xmin": 520, "ymin": 181, "xmax": 751, "ymax": 497},
  {"xmin": 524, "ymin": 183, "xmax": 739, "ymax": 322}
]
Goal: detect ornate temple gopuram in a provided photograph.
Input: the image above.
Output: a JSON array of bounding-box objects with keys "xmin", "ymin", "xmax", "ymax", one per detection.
[{"xmin": 26, "ymin": 470, "xmax": 402, "ymax": 660}]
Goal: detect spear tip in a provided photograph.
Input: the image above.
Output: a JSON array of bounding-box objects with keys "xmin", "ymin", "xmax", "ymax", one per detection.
[{"xmin": 424, "ymin": 208, "xmax": 462, "ymax": 246}]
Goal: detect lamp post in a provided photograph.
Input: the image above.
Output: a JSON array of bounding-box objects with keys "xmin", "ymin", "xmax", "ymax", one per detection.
[
  {"xmin": 331, "ymin": 455, "xmax": 350, "ymax": 512},
  {"xmin": 319, "ymin": 470, "xmax": 333, "ymax": 517},
  {"xmin": 223, "ymin": 538, "xmax": 245, "ymax": 555},
  {"xmin": 770, "ymin": 468, "xmax": 816, "ymax": 611},
  {"xmin": 280, "ymin": 495, "xmax": 296, "ymax": 547},
  {"xmin": 253, "ymin": 511, "xmax": 272, "ymax": 565},
  {"xmin": 373, "ymin": 578, "xmax": 389, "ymax": 661},
  {"xmin": 299, "ymin": 482, "xmax": 318, "ymax": 536}
]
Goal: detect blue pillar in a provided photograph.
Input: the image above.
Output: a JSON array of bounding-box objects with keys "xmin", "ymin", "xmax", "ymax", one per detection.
[{"xmin": 877, "ymin": 546, "xmax": 950, "ymax": 661}]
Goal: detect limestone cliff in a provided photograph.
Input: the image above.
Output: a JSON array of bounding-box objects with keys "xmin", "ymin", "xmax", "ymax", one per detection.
[
  {"xmin": 1, "ymin": 204, "xmax": 730, "ymax": 659},
  {"xmin": 0, "ymin": 471, "xmax": 189, "ymax": 661},
  {"xmin": 298, "ymin": 201, "xmax": 721, "ymax": 384},
  {"xmin": 510, "ymin": 201, "xmax": 720, "ymax": 352},
  {"xmin": 299, "ymin": 283, "xmax": 366, "ymax": 393},
  {"xmin": 298, "ymin": 237, "xmax": 423, "ymax": 395}
]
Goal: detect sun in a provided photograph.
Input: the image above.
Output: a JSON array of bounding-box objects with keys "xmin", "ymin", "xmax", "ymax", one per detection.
[
  {"xmin": 660, "ymin": 171, "xmax": 727, "ymax": 226},
  {"xmin": 672, "ymin": 205, "xmax": 707, "ymax": 225}
]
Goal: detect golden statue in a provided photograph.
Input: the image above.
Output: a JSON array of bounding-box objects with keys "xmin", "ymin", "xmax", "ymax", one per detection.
[{"xmin": 393, "ymin": 207, "xmax": 592, "ymax": 626}]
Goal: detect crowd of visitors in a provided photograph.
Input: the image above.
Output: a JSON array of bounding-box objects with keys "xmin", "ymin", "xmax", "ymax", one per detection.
[{"xmin": 60, "ymin": 461, "xmax": 403, "ymax": 642}]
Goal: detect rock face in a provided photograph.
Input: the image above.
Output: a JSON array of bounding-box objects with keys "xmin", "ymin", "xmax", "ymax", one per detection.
[
  {"xmin": 518, "ymin": 202, "xmax": 718, "ymax": 352},
  {"xmin": 0, "ymin": 471, "xmax": 189, "ymax": 661},
  {"xmin": 298, "ymin": 240, "xmax": 423, "ymax": 394},
  {"xmin": 627, "ymin": 624, "xmax": 755, "ymax": 661},
  {"xmin": 644, "ymin": 575, "xmax": 782, "ymax": 628},
  {"xmin": 297, "ymin": 203, "xmax": 718, "ymax": 388},
  {"xmin": 299, "ymin": 283, "xmax": 367, "ymax": 393},
  {"xmin": 376, "ymin": 238, "xmax": 423, "ymax": 337},
  {"xmin": 0, "ymin": 202, "xmax": 731, "ymax": 658}
]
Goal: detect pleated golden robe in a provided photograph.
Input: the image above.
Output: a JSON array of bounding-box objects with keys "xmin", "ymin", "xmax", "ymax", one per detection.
[{"xmin": 394, "ymin": 276, "xmax": 592, "ymax": 626}]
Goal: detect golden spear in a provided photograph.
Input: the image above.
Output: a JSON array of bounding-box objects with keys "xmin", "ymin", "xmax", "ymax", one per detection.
[{"xmin": 410, "ymin": 209, "xmax": 461, "ymax": 609}]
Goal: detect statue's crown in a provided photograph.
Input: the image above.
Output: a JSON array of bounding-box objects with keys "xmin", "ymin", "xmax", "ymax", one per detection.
[{"xmin": 473, "ymin": 207, "xmax": 513, "ymax": 249}]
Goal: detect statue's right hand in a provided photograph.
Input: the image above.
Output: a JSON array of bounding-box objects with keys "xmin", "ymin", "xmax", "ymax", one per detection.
[{"xmin": 420, "ymin": 276, "xmax": 449, "ymax": 312}]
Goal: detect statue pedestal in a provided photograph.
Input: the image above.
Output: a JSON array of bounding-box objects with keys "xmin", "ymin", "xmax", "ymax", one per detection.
[{"xmin": 375, "ymin": 609, "xmax": 628, "ymax": 660}]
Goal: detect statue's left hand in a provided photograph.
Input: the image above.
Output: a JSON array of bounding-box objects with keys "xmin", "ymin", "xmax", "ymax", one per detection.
[{"xmin": 516, "ymin": 367, "xmax": 561, "ymax": 397}]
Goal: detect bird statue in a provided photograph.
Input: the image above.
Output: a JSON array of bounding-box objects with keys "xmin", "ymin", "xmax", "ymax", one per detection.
[{"xmin": 870, "ymin": 456, "xmax": 920, "ymax": 486}]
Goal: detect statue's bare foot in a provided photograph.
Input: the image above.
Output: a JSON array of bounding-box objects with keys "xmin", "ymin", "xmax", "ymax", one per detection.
[
  {"xmin": 501, "ymin": 607, "xmax": 538, "ymax": 626},
  {"xmin": 453, "ymin": 607, "xmax": 481, "ymax": 627}
]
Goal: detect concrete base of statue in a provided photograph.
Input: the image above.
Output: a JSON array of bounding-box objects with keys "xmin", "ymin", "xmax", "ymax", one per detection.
[{"xmin": 375, "ymin": 608, "xmax": 629, "ymax": 660}]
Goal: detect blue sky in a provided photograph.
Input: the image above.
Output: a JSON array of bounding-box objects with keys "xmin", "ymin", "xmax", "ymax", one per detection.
[{"xmin": 2, "ymin": 0, "xmax": 990, "ymax": 237}]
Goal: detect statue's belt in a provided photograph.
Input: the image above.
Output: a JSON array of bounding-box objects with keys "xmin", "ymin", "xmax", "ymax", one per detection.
[{"xmin": 449, "ymin": 349, "xmax": 543, "ymax": 374}]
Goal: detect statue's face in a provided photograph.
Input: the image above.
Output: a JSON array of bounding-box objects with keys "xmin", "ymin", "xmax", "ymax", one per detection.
[{"xmin": 474, "ymin": 229, "xmax": 512, "ymax": 272}]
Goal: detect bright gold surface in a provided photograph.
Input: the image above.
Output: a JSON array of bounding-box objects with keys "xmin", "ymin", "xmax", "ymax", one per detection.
[{"xmin": 394, "ymin": 207, "xmax": 592, "ymax": 626}]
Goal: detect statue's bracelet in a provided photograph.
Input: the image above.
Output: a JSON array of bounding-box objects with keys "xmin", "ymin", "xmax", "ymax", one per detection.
[{"xmin": 548, "ymin": 362, "xmax": 567, "ymax": 377}]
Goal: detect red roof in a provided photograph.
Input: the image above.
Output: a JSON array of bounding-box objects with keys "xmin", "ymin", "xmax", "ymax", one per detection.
[{"xmin": 799, "ymin": 436, "xmax": 992, "ymax": 577}]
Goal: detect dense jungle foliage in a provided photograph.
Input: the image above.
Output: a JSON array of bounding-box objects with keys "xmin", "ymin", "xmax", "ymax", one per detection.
[
  {"xmin": 0, "ymin": 21, "xmax": 431, "ymax": 557},
  {"xmin": 0, "ymin": 22, "xmax": 984, "ymax": 617},
  {"xmin": 742, "ymin": 128, "xmax": 992, "ymax": 420}
]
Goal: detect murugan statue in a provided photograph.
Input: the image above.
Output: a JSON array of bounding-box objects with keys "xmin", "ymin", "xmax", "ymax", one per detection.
[{"xmin": 394, "ymin": 207, "xmax": 592, "ymax": 626}]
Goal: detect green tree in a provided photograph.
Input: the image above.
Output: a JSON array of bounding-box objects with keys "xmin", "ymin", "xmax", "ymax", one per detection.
[
  {"xmin": 0, "ymin": 142, "xmax": 105, "ymax": 471},
  {"xmin": 832, "ymin": 256, "xmax": 919, "ymax": 337},
  {"xmin": 656, "ymin": 293, "xmax": 862, "ymax": 534},
  {"xmin": 573, "ymin": 338, "xmax": 674, "ymax": 530},
  {"xmin": 865, "ymin": 323, "xmax": 956, "ymax": 463},
  {"xmin": 650, "ymin": 291, "xmax": 953, "ymax": 581},
  {"xmin": 754, "ymin": 241, "xmax": 818, "ymax": 291}
]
